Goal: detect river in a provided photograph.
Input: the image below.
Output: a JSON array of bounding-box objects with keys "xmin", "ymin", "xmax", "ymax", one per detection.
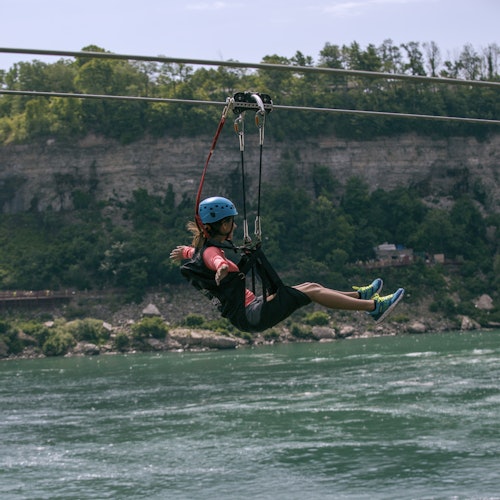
[{"xmin": 1, "ymin": 330, "xmax": 499, "ymax": 499}]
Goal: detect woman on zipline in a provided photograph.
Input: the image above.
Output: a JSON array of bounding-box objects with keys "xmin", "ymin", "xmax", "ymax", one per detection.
[{"xmin": 170, "ymin": 196, "xmax": 404, "ymax": 333}]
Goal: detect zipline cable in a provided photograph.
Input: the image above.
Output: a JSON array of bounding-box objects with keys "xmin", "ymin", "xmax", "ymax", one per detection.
[
  {"xmin": 0, "ymin": 89, "xmax": 220, "ymax": 107},
  {"xmin": 1, "ymin": 89, "xmax": 499, "ymax": 126},
  {"xmin": 1, "ymin": 47, "xmax": 500, "ymax": 90}
]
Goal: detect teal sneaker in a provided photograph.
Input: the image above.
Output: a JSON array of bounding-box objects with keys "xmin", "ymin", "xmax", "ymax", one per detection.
[
  {"xmin": 353, "ymin": 278, "xmax": 383, "ymax": 300},
  {"xmin": 369, "ymin": 288, "xmax": 405, "ymax": 323}
]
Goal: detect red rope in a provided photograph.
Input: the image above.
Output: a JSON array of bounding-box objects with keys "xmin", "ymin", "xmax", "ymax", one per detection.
[{"xmin": 195, "ymin": 101, "xmax": 232, "ymax": 238}]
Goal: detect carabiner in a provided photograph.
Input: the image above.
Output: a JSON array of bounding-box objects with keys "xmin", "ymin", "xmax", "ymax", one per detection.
[
  {"xmin": 254, "ymin": 215, "xmax": 262, "ymax": 242},
  {"xmin": 234, "ymin": 113, "xmax": 245, "ymax": 152}
]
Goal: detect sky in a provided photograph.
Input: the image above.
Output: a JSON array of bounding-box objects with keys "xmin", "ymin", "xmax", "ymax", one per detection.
[{"xmin": 0, "ymin": 0, "xmax": 499, "ymax": 72}]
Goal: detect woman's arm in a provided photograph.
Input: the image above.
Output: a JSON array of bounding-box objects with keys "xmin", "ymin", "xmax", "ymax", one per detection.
[
  {"xmin": 203, "ymin": 246, "xmax": 239, "ymax": 285},
  {"xmin": 169, "ymin": 245, "xmax": 194, "ymax": 262}
]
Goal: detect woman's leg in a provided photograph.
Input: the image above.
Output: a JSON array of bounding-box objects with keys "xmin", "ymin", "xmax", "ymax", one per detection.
[{"xmin": 293, "ymin": 282, "xmax": 375, "ymax": 311}]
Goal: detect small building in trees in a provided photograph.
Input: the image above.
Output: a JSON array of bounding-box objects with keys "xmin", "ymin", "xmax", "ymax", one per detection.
[{"xmin": 374, "ymin": 243, "xmax": 414, "ymax": 265}]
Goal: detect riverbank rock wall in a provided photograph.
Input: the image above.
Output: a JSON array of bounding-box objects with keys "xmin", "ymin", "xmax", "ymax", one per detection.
[{"xmin": 1, "ymin": 132, "xmax": 499, "ymax": 213}]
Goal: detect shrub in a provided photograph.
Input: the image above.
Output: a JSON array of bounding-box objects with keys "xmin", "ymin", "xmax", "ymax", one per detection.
[
  {"xmin": 182, "ymin": 313, "xmax": 206, "ymax": 328},
  {"xmin": 18, "ymin": 320, "xmax": 52, "ymax": 346},
  {"xmin": 233, "ymin": 330, "xmax": 253, "ymax": 343},
  {"xmin": 263, "ymin": 329, "xmax": 280, "ymax": 341},
  {"xmin": 0, "ymin": 320, "xmax": 11, "ymax": 335},
  {"xmin": 290, "ymin": 323, "xmax": 313, "ymax": 339},
  {"xmin": 391, "ymin": 314, "xmax": 410, "ymax": 323},
  {"xmin": 203, "ymin": 318, "xmax": 236, "ymax": 335},
  {"xmin": 66, "ymin": 318, "xmax": 110, "ymax": 344},
  {"xmin": 114, "ymin": 331, "xmax": 130, "ymax": 351},
  {"xmin": 430, "ymin": 297, "xmax": 457, "ymax": 317},
  {"xmin": 42, "ymin": 329, "xmax": 75, "ymax": 356},
  {"xmin": 303, "ymin": 311, "xmax": 330, "ymax": 326},
  {"xmin": 0, "ymin": 324, "xmax": 23, "ymax": 355},
  {"xmin": 131, "ymin": 316, "xmax": 168, "ymax": 340}
]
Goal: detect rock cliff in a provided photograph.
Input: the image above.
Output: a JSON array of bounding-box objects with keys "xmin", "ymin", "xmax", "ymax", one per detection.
[{"xmin": 1, "ymin": 132, "xmax": 499, "ymax": 213}]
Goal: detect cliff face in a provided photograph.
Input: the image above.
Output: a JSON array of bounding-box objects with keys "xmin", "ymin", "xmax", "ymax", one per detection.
[{"xmin": 0, "ymin": 132, "xmax": 499, "ymax": 213}]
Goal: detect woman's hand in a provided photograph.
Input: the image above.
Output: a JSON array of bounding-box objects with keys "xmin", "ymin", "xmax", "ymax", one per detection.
[
  {"xmin": 169, "ymin": 246, "xmax": 186, "ymax": 263},
  {"xmin": 215, "ymin": 264, "xmax": 229, "ymax": 285}
]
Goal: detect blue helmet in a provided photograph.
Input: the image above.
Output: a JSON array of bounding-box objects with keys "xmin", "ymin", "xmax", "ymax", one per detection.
[{"xmin": 199, "ymin": 196, "xmax": 238, "ymax": 224}]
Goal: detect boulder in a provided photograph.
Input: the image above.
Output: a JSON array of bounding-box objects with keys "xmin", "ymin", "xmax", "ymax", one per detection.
[
  {"xmin": 337, "ymin": 325, "xmax": 356, "ymax": 338},
  {"xmin": 201, "ymin": 335, "xmax": 240, "ymax": 349},
  {"xmin": 165, "ymin": 337, "xmax": 183, "ymax": 350},
  {"xmin": 145, "ymin": 338, "xmax": 168, "ymax": 351},
  {"xmin": 142, "ymin": 303, "xmax": 162, "ymax": 317},
  {"xmin": 311, "ymin": 326, "xmax": 337, "ymax": 340},
  {"xmin": 408, "ymin": 321, "xmax": 427, "ymax": 333},
  {"xmin": 169, "ymin": 328, "xmax": 207, "ymax": 347},
  {"xmin": 18, "ymin": 331, "xmax": 37, "ymax": 345},
  {"xmin": 168, "ymin": 328, "xmax": 240, "ymax": 349},
  {"xmin": 474, "ymin": 294, "xmax": 494, "ymax": 310},
  {"xmin": 102, "ymin": 322, "xmax": 113, "ymax": 332},
  {"xmin": 460, "ymin": 315, "xmax": 481, "ymax": 331},
  {"xmin": 73, "ymin": 342, "xmax": 100, "ymax": 356}
]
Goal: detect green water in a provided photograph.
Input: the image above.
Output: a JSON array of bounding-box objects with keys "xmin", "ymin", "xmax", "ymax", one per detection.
[{"xmin": 1, "ymin": 330, "xmax": 499, "ymax": 500}]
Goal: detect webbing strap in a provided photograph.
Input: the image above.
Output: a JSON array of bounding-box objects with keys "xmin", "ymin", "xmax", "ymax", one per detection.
[{"xmin": 195, "ymin": 97, "xmax": 234, "ymax": 237}]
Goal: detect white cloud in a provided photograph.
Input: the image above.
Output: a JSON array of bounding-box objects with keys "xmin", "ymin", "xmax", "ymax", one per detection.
[
  {"xmin": 185, "ymin": 1, "xmax": 232, "ymax": 10},
  {"xmin": 323, "ymin": 0, "xmax": 433, "ymax": 18}
]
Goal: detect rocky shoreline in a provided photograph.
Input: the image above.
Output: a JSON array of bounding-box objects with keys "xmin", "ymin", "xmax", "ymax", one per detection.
[{"xmin": 3, "ymin": 285, "xmax": 495, "ymax": 361}]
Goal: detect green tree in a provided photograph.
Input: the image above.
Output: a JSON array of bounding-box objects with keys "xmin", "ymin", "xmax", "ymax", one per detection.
[
  {"xmin": 318, "ymin": 43, "xmax": 344, "ymax": 69},
  {"xmin": 423, "ymin": 41, "xmax": 442, "ymax": 77},
  {"xmin": 458, "ymin": 43, "xmax": 483, "ymax": 80},
  {"xmin": 401, "ymin": 41, "xmax": 426, "ymax": 75},
  {"xmin": 410, "ymin": 209, "xmax": 453, "ymax": 254},
  {"xmin": 378, "ymin": 39, "xmax": 403, "ymax": 73},
  {"xmin": 448, "ymin": 196, "xmax": 488, "ymax": 260},
  {"xmin": 24, "ymin": 98, "xmax": 51, "ymax": 138}
]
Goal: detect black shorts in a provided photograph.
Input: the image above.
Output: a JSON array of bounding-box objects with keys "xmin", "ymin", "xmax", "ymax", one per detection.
[{"xmin": 245, "ymin": 285, "xmax": 311, "ymax": 332}]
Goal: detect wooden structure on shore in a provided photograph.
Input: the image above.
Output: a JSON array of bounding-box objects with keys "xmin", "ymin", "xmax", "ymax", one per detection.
[{"xmin": 0, "ymin": 290, "xmax": 76, "ymax": 308}]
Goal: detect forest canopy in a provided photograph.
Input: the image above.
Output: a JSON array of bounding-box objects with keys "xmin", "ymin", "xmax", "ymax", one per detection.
[{"xmin": 0, "ymin": 40, "xmax": 499, "ymax": 144}]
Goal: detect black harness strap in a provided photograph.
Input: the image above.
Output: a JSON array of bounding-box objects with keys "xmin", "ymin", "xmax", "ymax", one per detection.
[
  {"xmin": 237, "ymin": 245, "xmax": 283, "ymax": 299},
  {"xmin": 249, "ymin": 246, "xmax": 283, "ymax": 297},
  {"xmin": 208, "ymin": 239, "xmax": 282, "ymax": 297}
]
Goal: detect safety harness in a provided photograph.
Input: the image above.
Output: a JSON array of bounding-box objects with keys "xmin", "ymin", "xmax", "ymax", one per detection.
[
  {"xmin": 180, "ymin": 240, "xmax": 283, "ymax": 331},
  {"xmin": 183, "ymin": 92, "xmax": 282, "ymax": 312}
]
